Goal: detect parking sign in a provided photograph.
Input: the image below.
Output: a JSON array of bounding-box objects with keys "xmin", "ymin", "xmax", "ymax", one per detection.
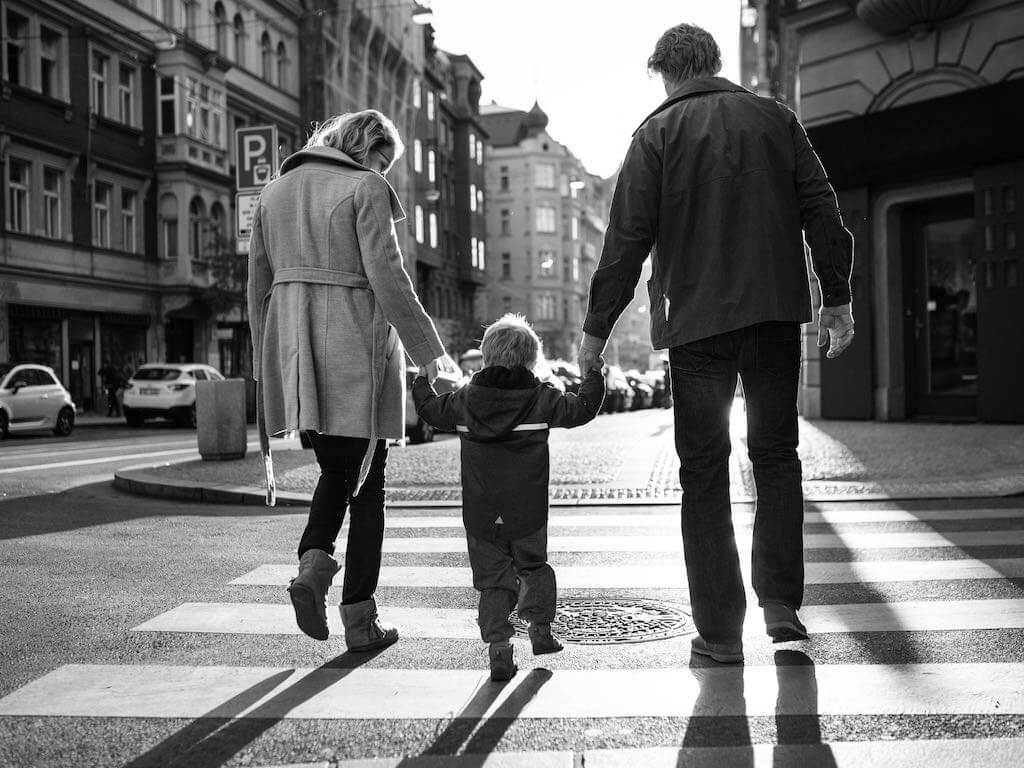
[{"xmin": 235, "ymin": 125, "xmax": 278, "ymax": 190}]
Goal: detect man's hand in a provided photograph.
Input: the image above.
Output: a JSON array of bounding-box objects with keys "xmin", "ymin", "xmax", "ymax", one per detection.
[
  {"xmin": 426, "ymin": 353, "xmax": 460, "ymax": 383},
  {"xmin": 577, "ymin": 332, "xmax": 607, "ymax": 375},
  {"xmin": 818, "ymin": 303, "xmax": 854, "ymax": 359}
]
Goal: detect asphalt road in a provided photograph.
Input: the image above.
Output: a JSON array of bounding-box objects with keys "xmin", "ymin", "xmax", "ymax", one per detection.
[{"xmin": 2, "ymin": 415, "xmax": 1024, "ymax": 766}]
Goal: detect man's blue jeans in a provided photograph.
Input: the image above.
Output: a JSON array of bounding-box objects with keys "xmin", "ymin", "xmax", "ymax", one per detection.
[{"xmin": 669, "ymin": 321, "xmax": 804, "ymax": 643}]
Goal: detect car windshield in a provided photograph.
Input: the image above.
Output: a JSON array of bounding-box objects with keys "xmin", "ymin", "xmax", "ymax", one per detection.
[{"xmin": 133, "ymin": 368, "xmax": 182, "ymax": 381}]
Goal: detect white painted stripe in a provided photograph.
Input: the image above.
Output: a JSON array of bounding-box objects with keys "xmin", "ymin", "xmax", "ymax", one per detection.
[
  {"xmin": 258, "ymin": 753, "xmax": 574, "ymax": 768},
  {"xmin": 0, "ymin": 441, "xmax": 261, "ymax": 474},
  {"xmin": 133, "ymin": 598, "xmax": 1024, "ymax": 637},
  {"xmin": 296, "ymin": 530, "xmax": 1024, "ymax": 554},
  {"xmin": 382, "ymin": 508, "xmax": 1024, "ymax": 529},
  {"xmin": 3, "ymin": 663, "xmax": 1024, "ymax": 718},
  {"xmin": 231, "ymin": 558, "xmax": 1024, "ymax": 589},
  {"xmin": 585, "ymin": 740, "xmax": 1024, "ymax": 768}
]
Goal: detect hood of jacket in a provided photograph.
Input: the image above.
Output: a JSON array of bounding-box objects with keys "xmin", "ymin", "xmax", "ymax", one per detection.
[
  {"xmin": 277, "ymin": 146, "xmax": 406, "ymax": 221},
  {"xmin": 461, "ymin": 365, "xmax": 544, "ymax": 439},
  {"xmin": 633, "ymin": 76, "xmax": 752, "ymax": 135}
]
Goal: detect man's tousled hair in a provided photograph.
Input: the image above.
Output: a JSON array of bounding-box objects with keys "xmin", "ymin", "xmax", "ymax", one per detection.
[
  {"xmin": 480, "ymin": 313, "xmax": 541, "ymax": 370},
  {"xmin": 647, "ymin": 23, "xmax": 722, "ymax": 84}
]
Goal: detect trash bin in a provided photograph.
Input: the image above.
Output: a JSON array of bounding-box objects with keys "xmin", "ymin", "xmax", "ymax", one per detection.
[{"xmin": 196, "ymin": 378, "xmax": 247, "ymax": 460}]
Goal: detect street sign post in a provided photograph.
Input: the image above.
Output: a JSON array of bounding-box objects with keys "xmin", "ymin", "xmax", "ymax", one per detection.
[{"xmin": 234, "ymin": 125, "xmax": 278, "ymax": 253}]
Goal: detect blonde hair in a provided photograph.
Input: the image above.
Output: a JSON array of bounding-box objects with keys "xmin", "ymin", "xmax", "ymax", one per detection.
[
  {"xmin": 304, "ymin": 109, "xmax": 405, "ymax": 173},
  {"xmin": 480, "ymin": 313, "xmax": 541, "ymax": 370}
]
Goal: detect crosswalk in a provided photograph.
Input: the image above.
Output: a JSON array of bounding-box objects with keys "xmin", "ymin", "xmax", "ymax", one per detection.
[{"xmin": 2, "ymin": 500, "xmax": 1024, "ymax": 765}]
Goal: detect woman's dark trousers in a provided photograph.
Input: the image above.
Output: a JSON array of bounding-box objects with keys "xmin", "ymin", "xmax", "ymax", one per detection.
[
  {"xmin": 669, "ymin": 321, "xmax": 804, "ymax": 644},
  {"xmin": 298, "ymin": 434, "xmax": 387, "ymax": 606}
]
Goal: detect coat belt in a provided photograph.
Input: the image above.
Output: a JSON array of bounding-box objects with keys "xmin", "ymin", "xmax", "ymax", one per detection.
[{"xmin": 271, "ymin": 266, "xmax": 370, "ymax": 289}]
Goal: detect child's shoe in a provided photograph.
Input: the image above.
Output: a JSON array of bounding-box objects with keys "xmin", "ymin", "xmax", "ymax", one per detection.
[
  {"xmin": 488, "ymin": 641, "xmax": 517, "ymax": 682},
  {"xmin": 528, "ymin": 623, "xmax": 563, "ymax": 655}
]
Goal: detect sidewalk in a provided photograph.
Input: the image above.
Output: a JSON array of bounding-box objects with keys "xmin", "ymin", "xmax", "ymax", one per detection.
[{"xmin": 113, "ymin": 405, "xmax": 1024, "ymax": 506}]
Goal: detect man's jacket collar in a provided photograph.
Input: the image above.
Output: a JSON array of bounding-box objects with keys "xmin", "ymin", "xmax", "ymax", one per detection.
[
  {"xmin": 278, "ymin": 145, "xmax": 405, "ymax": 221},
  {"xmin": 633, "ymin": 76, "xmax": 753, "ymax": 135}
]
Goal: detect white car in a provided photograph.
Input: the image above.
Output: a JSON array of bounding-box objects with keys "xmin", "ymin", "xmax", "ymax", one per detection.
[
  {"xmin": 122, "ymin": 363, "xmax": 224, "ymax": 428},
  {"xmin": 0, "ymin": 363, "xmax": 76, "ymax": 438}
]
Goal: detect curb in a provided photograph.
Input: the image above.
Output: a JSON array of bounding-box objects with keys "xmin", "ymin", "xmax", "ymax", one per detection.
[{"xmin": 112, "ymin": 467, "xmax": 1024, "ymax": 508}]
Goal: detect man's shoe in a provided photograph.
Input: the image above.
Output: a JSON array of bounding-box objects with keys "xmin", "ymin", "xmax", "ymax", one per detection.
[
  {"xmin": 764, "ymin": 603, "xmax": 808, "ymax": 642},
  {"xmin": 339, "ymin": 597, "xmax": 399, "ymax": 652},
  {"xmin": 690, "ymin": 635, "xmax": 744, "ymax": 664},
  {"xmin": 528, "ymin": 623, "xmax": 564, "ymax": 655},
  {"xmin": 488, "ymin": 642, "xmax": 517, "ymax": 682}
]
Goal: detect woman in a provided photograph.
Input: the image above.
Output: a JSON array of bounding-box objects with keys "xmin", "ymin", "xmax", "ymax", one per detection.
[{"xmin": 248, "ymin": 110, "xmax": 458, "ymax": 652}]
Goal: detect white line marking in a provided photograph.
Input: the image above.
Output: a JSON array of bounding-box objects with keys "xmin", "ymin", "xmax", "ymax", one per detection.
[
  {"xmin": 231, "ymin": 558, "xmax": 1024, "ymax": 588},
  {"xmin": 3, "ymin": 663, "xmax": 1024, "ymax": 718},
  {"xmin": 132, "ymin": 598, "xmax": 1024, "ymax": 638},
  {"xmin": 0, "ymin": 441, "xmax": 261, "ymax": 474}
]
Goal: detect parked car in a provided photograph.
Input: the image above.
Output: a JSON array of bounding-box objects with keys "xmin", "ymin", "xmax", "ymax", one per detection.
[
  {"xmin": 603, "ymin": 365, "xmax": 634, "ymax": 413},
  {"xmin": 122, "ymin": 363, "xmax": 225, "ymax": 428},
  {"xmin": 647, "ymin": 369, "xmax": 671, "ymax": 408},
  {"xmin": 0, "ymin": 363, "xmax": 76, "ymax": 438},
  {"xmin": 626, "ymin": 372, "xmax": 655, "ymax": 410},
  {"xmin": 548, "ymin": 359, "xmax": 582, "ymax": 394}
]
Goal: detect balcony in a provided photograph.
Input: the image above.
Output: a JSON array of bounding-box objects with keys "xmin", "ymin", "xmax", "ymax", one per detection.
[{"xmin": 157, "ymin": 135, "xmax": 229, "ymax": 178}]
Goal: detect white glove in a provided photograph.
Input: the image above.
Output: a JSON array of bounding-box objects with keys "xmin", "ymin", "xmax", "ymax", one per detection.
[{"xmin": 818, "ymin": 303, "xmax": 854, "ymax": 359}]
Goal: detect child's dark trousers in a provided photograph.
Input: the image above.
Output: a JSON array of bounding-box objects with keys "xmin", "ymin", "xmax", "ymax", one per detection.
[{"xmin": 466, "ymin": 525, "xmax": 556, "ymax": 643}]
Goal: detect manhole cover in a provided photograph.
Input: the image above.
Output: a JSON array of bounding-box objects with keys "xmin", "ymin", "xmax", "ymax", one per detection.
[{"xmin": 510, "ymin": 598, "xmax": 694, "ymax": 644}]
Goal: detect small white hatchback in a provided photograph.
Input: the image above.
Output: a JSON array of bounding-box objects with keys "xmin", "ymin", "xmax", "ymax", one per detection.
[
  {"xmin": 0, "ymin": 363, "xmax": 76, "ymax": 438},
  {"xmin": 122, "ymin": 363, "xmax": 225, "ymax": 428}
]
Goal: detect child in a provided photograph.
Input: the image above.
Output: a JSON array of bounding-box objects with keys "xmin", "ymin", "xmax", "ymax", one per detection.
[{"xmin": 412, "ymin": 314, "xmax": 605, "ymax": 681}]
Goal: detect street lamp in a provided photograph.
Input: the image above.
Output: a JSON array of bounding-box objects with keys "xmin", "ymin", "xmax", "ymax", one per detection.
[{"xmin": 411, "ymin": 1, "xmax": 433, "ymax": 24}]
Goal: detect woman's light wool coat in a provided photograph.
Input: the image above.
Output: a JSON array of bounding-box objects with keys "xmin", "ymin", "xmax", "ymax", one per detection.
[{"xmin": 248, "ymin": 146, "xmax": 445, "ymax": 448}]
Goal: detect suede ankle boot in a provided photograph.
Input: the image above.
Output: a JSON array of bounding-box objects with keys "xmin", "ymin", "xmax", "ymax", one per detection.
[
  {"xmin": 339, "ymin": 597, "xmax": 399, "ymax": 652},
  {"xmin": 528, "ymin": 623, "xmax": 563, "ymax": 655},
  {"xmin": 488, "ymin": 641, "xmax": 517, "ymax": 682},
  {"xmin": 287, "ymin": 548, "xmax": 339, "ymax": 641}
]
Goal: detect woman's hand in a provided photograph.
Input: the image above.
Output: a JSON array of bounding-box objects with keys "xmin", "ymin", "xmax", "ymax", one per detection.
[{"xmin": 427, "ymin": 353, "xmax": 460, "ymax": 384}]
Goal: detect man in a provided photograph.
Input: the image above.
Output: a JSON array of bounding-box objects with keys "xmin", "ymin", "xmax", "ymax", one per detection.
[
  {"xmin": 98, "ymin": 359, "xmax": 122, "ymax": 417},
  {"xmin": 579, "ymin": 24, "xmax": 854, "ymax": 664}
]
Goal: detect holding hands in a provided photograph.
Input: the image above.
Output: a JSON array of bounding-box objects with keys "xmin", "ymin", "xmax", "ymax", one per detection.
[
  {"xmin": 426, "ymin": 353, "xmax": 461, "ymax": 384},
  {"xmin": 577, "ymin": 332, "xmax": 607, "ymax": 376}
]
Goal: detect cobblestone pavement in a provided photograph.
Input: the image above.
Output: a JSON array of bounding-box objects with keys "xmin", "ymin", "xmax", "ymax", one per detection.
[{"xmin": 126, "ymin": 403, "xmax": 1024, "ymax": 502}]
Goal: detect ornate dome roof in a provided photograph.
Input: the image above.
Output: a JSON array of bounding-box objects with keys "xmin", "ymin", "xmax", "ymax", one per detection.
[{"xmin": 523, "ymin": 101, "xmax": 549, "ymax": 136}]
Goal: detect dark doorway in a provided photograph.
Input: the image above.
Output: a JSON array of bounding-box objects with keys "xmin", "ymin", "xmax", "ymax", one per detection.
[
  {"xmin": 903, "ymin": 195, "xmax": 977, "ymax": 419},
  {"xmin": 166, "ymin": 319, "xmax": 194, "ymax": 363}
]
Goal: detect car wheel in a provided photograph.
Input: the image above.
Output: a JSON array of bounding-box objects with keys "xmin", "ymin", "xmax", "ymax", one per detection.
[
  {"xmin": 0, "ymin": 410, "xmax": 7, "ymax": 439},
  {"xmin": 53, "ymin": 407, "xmax": 75, "ymax": 437}
]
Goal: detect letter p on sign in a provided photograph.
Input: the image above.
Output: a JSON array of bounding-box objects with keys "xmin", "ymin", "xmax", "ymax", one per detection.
[{"xmin": 235, "ymin": 125, "xmax": 278, "ymax": 190}]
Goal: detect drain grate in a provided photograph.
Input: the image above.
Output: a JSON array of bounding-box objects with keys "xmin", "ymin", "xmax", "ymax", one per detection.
[{"xmin": 510, "ymin": 597, "xmax": 694, "ymax": 644}]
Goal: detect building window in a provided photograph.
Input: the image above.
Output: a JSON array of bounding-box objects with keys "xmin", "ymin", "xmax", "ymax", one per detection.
[
  {"xmin": 535, "ymin": 163, "xmax": 556, "ymax": 188},
  {"xmin": 427, "ymin": 150, "xmax": 436, "ymax": 183},
  {"xmin": 536, "ymin": 205, "xmax": 556, "ymax": 233},
  {"xmin": 429, "ymin": 212, "xmax": 438, "ymax": 248},
  {"xmin": 42, "ymin": 167, "xmax": 62, "ymax": 239},
  {"xmin": 189, "ymin": 196, "xmax": 205, "ymax": 258},
  {"xmin": 413, "ymin": 139, "xmax": 423, "ymax": 173},
  {"xmin": 538, "ymin": 248, "xmax": 556, "ymax": 277},
  {"xmin": 538, "ymin": 293, "xmax": 555, "ymax": 320},
  {"xmin": 412, "ymin": 77, "xmax": 421, "ymax": 108},
  {"xmin": 414, "ymin": 205, "xmax": 424, "ymax": 243},
  {"xmin": 182, "ymin": 0, "xmax": 196, "ymax": 36},
  {"xmin": 261, "ymin": 32, "xmax": 273, "ymax": 82},
  {"xmin": 208, "ymin": 202, "xmax": 225, "ymax": 252},
  {"xmin": 471, "ymin": 237, "xmax": 479, "ymax": 269},
  {"xmin": 500, "ymin": 166, "xmax": 509, "ymax": 191},
  {"xmin": 276, "ymin": 41, "xmax": 288, "ymax": 86},
  {"xmin": 470, "ymin": 183, "xmax": 477, "ymax": 212},
  {"xmin": 93, "ymin": 183, "xmax": 111, "ymax": 248},
  {"xmin": 571, "ymin": 216, "xmax": 579, "ymax": 241},
  {"xmin": 572, "ymin": 256, "xmax": 580, "ymax": 282},
  {"xmin": 159, "ymin": 76, "xmax": 176, "ymax": 135},
  {"xmin": 90, "ymin": 50, "xmax": 109, "ymax": 117},
  {"xmin": 213, "ymin": 2, "xmax": 227, "ymax": 53},
  {"xmin": 476, "ymin": 140, "xmax": 483, "ymax": 165},
  {"xmin": 502, "ymin": 296, "xmax": 512, "ymax": 313},
  {"xmin": 121, "ymin": 189, "xmax": 137, "ymax": 252},
  {"xmin": 477, "ymin": 240, "xmax": 485, "ymax": 270},
  {"xmin": 4, "ymin": 9, "xmax": 27, "ymax": 87},
  {"xmin": 118, "ymin": 63, "xmax": 135, "ymax": 126},
  {"xmin": 501, "ymin": 252, "xmax": 511, "ymax": 279},
  {"xmin": 39, "ymin": 25, "xmax": 61, "ymax": 98},
  {"xmin": 426, "ymin": 90, "xmax": 435, "ymax": 120},
  {"xmin": 477, "ymin": 188, "xmax": 484, "ymax": 212},
  {"xmin": 233, "ymin": 14, "xmax": 246, "ymax": 66},
  {"xmin": 160, "ymin": 194, "xmax": 178, "ymax": 260},
  {"xmin": 500, "ymin": 209, "xmax": 511, "ymax": 236},
  {"xmin": 6, "ymin": 158, "xmax": 29, "ymax": 233},
  {"xmin": 468, "ymin": 133, "xmax": 476, "ymax": 161}
]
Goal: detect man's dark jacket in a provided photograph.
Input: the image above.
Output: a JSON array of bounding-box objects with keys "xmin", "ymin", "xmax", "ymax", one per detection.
[
  {"xmin": 583, "ymin": 77, "xmax": 854, "ymax": 348},
  {"xmin": 412, "ymin": 366, "xmax": 604, "ymax": 541}
]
